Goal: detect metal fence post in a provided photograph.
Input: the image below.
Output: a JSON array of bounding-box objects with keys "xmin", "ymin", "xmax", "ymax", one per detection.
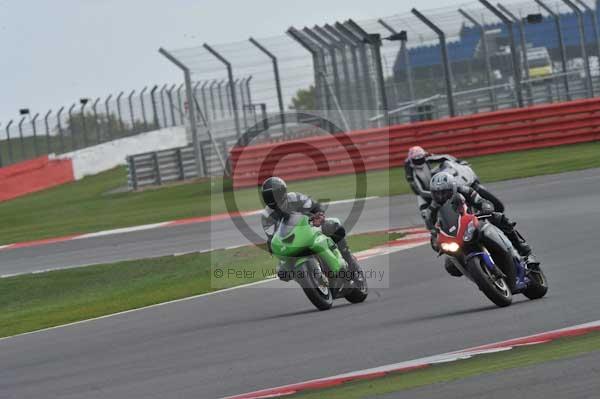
[
  {"xmin": 203, "ymin": 43, "xmax": 242, "ymax": 138},
  {"xmin": 459, "ymin": 9, "xmax": 498, "ymax": 110},
  {"xmin": 159, "ymin": 47, "xmax": 205, "ymax": 178},
  {"xmin": 563, "ymin": 0, "xmax": 594, "ymax": 97},
  {"xmin": 56, "ymin": 107, "xmax": 65, "ymax": 153},
  {"xmin": 329, "ymin": 24, "xmax": 367, "ymax": 128},
  {"xmin": 160, "ymin": 84, "xmax": 168, "ymax": 128},
  {"xmin": 18, "ymin": 116, "xmax": 26, "ymax": 161},
  {"xmin": 497, "ymin": 4, "xmax": 533, "ymax": 105},
  {"xmin": 238, "ymin": 78, "xmax": 249, "ymax": 131},
  {"xmin": 150, "ymin": 85, "xmax": 160, "ymax": 128},
  {"xmin": 200, "ymin": 81, "xmax": 210, "ymax": 123},
  {"xmin": 538, "ymin": 0, "xmax": 571, "ymax": 101},
  {"xmin": 338, "ymin": 22, "xmax": 378, "ymax": 114},
  {"xmin": 152, "ymin": 152, "xmax": 162, "ymax": 185},
  {"xmin": 245, "ymin": 76, "xmax": 253, "ymax": 105},
  {"xmin": 127, "ymin": 156, "xmax": 138, "ymax": 190},
  {"xmin": 176, "ymin": 83, "xmax": 185, "ymax": 124},
  {"xmin": 209, "ymin": 80, "xmax": 218, "ymax": 121},
  {"xmin": 334, "ymin": 22, "xmax": 374, "ymax": 126},
  {"xmin": 116, "ymin": 91, "xmax": 125, "ymax": 133},
  {"xmin": 411, "ymin": 9, "xmax": 456, "ymax": 117},
  {"xmin": 68, "ymin": 103, "xmax": 76, "ymax": 151},
  {"xmin": 224, "ymin": 80, "xmax": 233, "ymax": 116},
  {"xmin": 31, "ymin": 113, "xmax": 39, "ymax": 156},
  {"xmin": 44, "ymin": 110, "xmax": 52, "ymax": 154},
  {"xmin": 345, "ymin": 19, "xmax": 390, "ymax": 120},
  {"xmin": 104, "ymin": 94, "xmax": 113, "ymax": 141},
  {"xmin": 217, "ymin": 79, "xmax": 226, "ymax": 119},
  {"xmin": 288, "ymin": 27, "xmax": 332, "ymax": 120},
  {"xmin": 304, "ymin": 27, "xmax": 343, "ymax": 110},
  {"xmin": 5, "ymin": 120, "xmax": 13, "ymax": 164},
  {"xmin": 249, "ymin": 37, "xmax": 288, "ymax": 137},
  {"xmin": 80, "ymin": 100, "xmax": 89, "ymax": 147},
  {"xmin": 139, "ymin": 87, "xmax": 148, "ymax": 130},
  {"xmin": 575, "ymin": 0, "xmax": 600, "ymax": 76},
  {"xmin": 319, "ymin": 25, "xmax": 357, "ymax": 128},
  {"xmin": 167, "ymin": 84, "xmax": 177, "ymax": 126},
  {"xmin": 128, "ymin": 89, "xmax": 136, "ymax": 131},
  {"xmin": 92, "ymin": 98, "xmax": 101, "ymax": 144},
  {"xmin": 378, "ymin": 19, "xmax": 416, "ymax": 103},
  {"xmin": 479, "ymin": 0, "xmax": 524, "ymax": 107}
]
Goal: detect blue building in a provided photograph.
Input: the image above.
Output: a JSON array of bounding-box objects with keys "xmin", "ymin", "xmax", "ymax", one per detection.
[{"xmin": 394, "ymin": 4, "xmax": 600, "ymax": 78}]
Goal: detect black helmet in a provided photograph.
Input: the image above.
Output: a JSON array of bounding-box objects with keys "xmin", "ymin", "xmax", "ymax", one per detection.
[
  {"xmin": 430, "ymin": 172, "xmax": 457, "ymax": 204},
  {"xmin": 262, "ymin": 177, "xmax": 288, "ymax": 210}
]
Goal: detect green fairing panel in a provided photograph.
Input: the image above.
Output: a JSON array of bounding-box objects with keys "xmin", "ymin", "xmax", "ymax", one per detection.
[{"xmin": 270, "ymin": 214, "xmax": 347, "ymax": 274}]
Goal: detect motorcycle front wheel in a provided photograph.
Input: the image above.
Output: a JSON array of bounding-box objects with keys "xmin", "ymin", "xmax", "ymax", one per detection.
[
  {"xmin": 467, "ymin": 256, "xmax": 512, "ymax": 307},
  {"xmin": 298, "ymin": 258, "xmax": 333, "ymax": 311}
]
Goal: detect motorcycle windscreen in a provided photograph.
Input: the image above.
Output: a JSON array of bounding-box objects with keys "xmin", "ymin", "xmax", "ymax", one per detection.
[
  {"xmin": 438, "ymin": 201, "xmax": 461, "ymax": 237},
  {"xmin": 277, "ymin": 213, "xmax": 306, "ymax": 238}
]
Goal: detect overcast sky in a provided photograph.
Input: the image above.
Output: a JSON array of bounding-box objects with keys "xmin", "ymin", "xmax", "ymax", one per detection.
[{"xmin": 0, "ymin": 0, "xmax": 469, "ymax": 122}]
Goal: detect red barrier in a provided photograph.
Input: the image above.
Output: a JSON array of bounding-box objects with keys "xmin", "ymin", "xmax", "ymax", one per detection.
[
  {"xmin": 230, "ymin": 98, "xmax": 600, "ymax": 188},
  {"xmin": 0, "ymin": 156, "xmax": 74, "ymax": 202}
]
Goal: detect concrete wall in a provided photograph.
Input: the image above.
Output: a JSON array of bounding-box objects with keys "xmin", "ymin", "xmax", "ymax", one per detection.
[{"xmin": 61, "ymin": 126, "xmax": 188, "ymax": 180}]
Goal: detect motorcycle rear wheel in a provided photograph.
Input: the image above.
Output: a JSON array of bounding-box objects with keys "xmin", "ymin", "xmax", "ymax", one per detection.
[
  {"xmin": 523, "ymin": 265, "xmax": 548, "ymax": 300},
  {"xmin": 467, "ymin": 256, "xmax": 512, "ymax": 307},
  {"xmin": 344, "ymin": 262, "xmax": 368, "ymax": 304}
]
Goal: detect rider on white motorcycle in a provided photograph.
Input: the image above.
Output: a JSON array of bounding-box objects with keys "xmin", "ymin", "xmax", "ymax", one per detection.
[{"xmin": 404, "ymin": 146, "xmax": 505, "ymax": 225}]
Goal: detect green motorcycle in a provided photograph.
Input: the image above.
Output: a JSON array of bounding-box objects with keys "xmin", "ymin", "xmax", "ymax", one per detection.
[{"xmin": 270, "ymin": 212, "xmax": 368, "ymax": 311}]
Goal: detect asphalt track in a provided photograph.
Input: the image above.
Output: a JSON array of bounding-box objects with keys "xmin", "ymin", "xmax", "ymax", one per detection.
[
  {"xmin": 0, "ymin": 196, "xmax": 402, "ymax": 277},
  {"xmin": 2, "ymin": 168, "xmax": 600, "ymax": 399}
]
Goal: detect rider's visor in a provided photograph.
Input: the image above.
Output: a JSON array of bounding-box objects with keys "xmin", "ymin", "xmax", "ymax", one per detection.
[
  {"xmin": 432, "ymin": 188, "xmax": 454, "ymax": 204},
  {"xmin": 412, "ymin": 156, "xmax": 426, "ymax": 166}
]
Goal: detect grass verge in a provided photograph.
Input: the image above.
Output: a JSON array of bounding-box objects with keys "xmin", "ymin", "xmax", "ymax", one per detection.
[
  {"xmin": 0, "ymin": 230, "xmax": 401, "ymax": 339},
  {"xmin": 1, "ymin": 141, "xmax": 599, "ymax": 243},
  {"xmin": 289, "ymin": 331, "xmax": 600, "ymax": 399}
]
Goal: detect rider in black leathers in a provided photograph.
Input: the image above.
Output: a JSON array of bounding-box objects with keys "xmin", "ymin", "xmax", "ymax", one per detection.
[
  {"xmin": 260, "ymin": 177, "xmax": 360, "ymax": 274},
  {"xmin": 426, "ymin": 172, "xmax": 539, "ymax": 274}
]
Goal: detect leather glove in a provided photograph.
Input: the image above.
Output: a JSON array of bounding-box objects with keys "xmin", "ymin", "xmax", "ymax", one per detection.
[
  {"xmin": 311, "ymin": 212, "xmax": 325, "ymax": 227},
  {"xmin": 480, "ymin": 200, "xmax": 495, "ymax": 215},
  {"xmin": 430, "ymin": 230, "xmax": 440, "ymax": 252}
]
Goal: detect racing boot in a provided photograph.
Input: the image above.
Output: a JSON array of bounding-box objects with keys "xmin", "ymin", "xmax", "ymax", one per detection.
[
  {"xmin": 336, "ymin": 238, "xmax": 361, "ymax": 281},
  {"xmin": 505, "ymin": 229, "xmax": 540, "ymax": 267}
]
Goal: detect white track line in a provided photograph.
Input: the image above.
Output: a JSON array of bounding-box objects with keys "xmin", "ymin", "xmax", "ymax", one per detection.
[
  {"xmin": 0, "ymin": 197, "xmax": 380, "ymax": 250},
  {"xmin": 74, "ymin": 222, "xmax": 171, "ymax": 239}
]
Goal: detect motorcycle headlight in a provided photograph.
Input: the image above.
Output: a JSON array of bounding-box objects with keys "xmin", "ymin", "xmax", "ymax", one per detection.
[
  {"xmin": 441, "ymin": 242, "xmax": 460, "ymax": 253},
  {"xmin": 463, "ymin": 221, "xmax": 476, "ymax": 242}
]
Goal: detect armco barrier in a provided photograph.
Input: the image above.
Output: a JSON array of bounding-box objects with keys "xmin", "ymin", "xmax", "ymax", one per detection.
[
  {"xmin": 230, "ymin": 98, "xmax": 600, "ymax": 188},
  {"xmin": 0, "ymin": 156, "xmax": 74, "ymax": 202}
]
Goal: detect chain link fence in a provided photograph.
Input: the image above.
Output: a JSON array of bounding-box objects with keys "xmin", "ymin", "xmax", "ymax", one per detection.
[
  {"xmin": 162, "ymin": 0, "xmax": 600, "ymax": 143},
  {"xmin": 0, "ymin": 83, "xmax": 203, "ymax": 167}
]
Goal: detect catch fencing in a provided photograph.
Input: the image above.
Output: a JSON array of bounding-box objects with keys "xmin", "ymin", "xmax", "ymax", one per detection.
[
  {"xmin": 162, "ymin": 0, "xmax": 600, "ymax": 148},
  {"xmin": 0, "ymin": 79, "xmax": 255, "ymax": 168}
]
